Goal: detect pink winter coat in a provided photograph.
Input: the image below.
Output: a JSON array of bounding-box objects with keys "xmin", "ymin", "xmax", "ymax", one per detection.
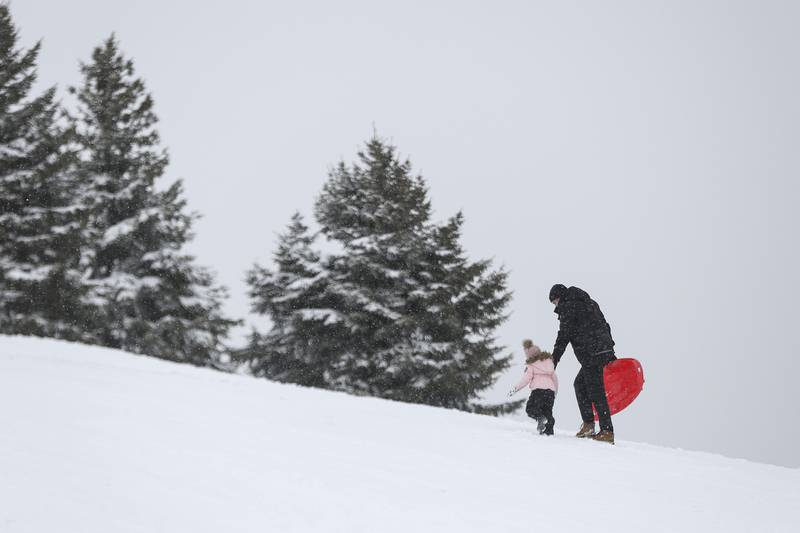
[{"xmin": 514, "ymin": 347, "xmax": 559, "ymax": 393}]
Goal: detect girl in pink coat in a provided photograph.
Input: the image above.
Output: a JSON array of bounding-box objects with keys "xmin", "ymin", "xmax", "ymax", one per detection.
[{"xmin": 509, "ymin": 339, "xmax": 558, "ymax": 435}]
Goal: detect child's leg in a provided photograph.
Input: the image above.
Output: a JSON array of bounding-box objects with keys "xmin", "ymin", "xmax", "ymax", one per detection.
[
  {"xmin": 542, "ymin": 390, "xmax": 556, "ymax": 435},
  {"xmin": 525, "ymin": 390, "xmax": 539, "ymax": 420},
  {"xmin": 527, "ymin": 390, "xmax": 548, "ymax": 434}
]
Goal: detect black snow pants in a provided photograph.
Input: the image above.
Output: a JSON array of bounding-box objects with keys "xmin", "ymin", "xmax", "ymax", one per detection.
[
  {"xmin": 525, "ymin": 389, "xmax": 555, "ymax": 435},
  {"xmin": 575, "ymin": 358, "xmax": 614, "ymax": 433}
]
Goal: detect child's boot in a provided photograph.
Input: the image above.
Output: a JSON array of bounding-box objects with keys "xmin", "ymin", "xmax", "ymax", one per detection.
[
  {"xmin": 575, "ymin": 422, "xmax": 596, "ymax": 438},
  {"xmin": 536, "ymin": 416, "xmax": 547, "ymax": 434}
]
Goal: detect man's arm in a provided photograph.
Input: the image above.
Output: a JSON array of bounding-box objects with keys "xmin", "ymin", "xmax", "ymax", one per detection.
[
  {"xmin": 553, "ymin": 325, "xmax": 569, "ymax": 368},
  {"xmin": 553, "ymin": 301, "xmax": 579, "ymax": 367}
]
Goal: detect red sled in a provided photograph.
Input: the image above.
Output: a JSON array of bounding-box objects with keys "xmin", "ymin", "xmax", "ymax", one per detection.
[{"xmin": 593, "ymin": 358, "xmax": 645, "ymax": 421}]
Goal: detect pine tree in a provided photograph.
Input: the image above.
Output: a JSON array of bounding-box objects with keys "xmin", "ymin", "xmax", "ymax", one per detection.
[
  {"xmin": 314, "ymin": 138, "xmax": 431, "ymax": 396},
  {"xmin": 71, "ymin": 35, "xmax": 236, "ymax": 365},
  {"xmin": 313, "ymin": 137, "xmax": 518, "ymax": 413},
  {"xmin": 412, "ymin": 213, "xmax": 522, "ymax": 414},
  {"xmin": 244, "ymin": 212, "xmax": 343, "ymax": 386},
  {"xmin": 0, "ymin": 5, "xmax": 94, "ymax": 341}
]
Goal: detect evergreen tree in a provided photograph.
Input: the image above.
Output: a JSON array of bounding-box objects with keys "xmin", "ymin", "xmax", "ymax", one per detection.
[
  {"xmin": 412, "ymin": 213, "xmax": 521, "ymax": 414},
  {"xmin": 314, "ymin": 139, "xmax": 431, "ymax": 396},
  {"xmin": 71, "ymin": 35, "xmax": 235, "ymax": 365},
  {"xmin": 312, "ymin": 137, "xmax": 518, "ymax": 413},
  {"xmin": 0, "ymin": 5, "xmax": 94, "ymax": 341},
  {"xmin": 244, "ymin": 212, "xmax": 344, "ymax": 386}
]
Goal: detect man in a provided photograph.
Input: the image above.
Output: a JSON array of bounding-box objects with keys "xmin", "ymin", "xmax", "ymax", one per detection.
[{"xmin": 549, "ymin": 284, "xmax": 617, "ymax": 444}]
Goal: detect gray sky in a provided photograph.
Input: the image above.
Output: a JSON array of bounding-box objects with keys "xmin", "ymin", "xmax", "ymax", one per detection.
[{"xmin": 14, "ymin": 0, "xmax": 800, "ymax": 467}]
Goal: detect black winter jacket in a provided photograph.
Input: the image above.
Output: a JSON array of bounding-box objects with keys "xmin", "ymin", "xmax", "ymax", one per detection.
[{"xmin": 552, "ymin": 286, "xmax": 615, "ymax": 368}]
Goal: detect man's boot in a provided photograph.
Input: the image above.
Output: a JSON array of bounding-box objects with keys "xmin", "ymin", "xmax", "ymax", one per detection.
[
  {"xmin": 592, "ymin": 430, "xmax": 615, "ymax": 445},
  {"xmin": 575, "ymin": 422, "xmax": 596, "ymax": 438}
]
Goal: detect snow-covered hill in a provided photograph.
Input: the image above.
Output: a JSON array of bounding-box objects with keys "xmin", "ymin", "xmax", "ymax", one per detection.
[{"xmin": 1, "ymin": 336, "xmax": 797, "ymax": 532}]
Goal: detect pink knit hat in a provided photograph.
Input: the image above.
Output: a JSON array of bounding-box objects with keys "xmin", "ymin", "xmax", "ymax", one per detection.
[{"xmin": 522, "ymin": 339, "xmax": 542, "ymax": 361}]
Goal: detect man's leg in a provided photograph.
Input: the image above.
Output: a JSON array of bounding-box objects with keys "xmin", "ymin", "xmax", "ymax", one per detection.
[
  {"xmin": 586, "ymin": 362, "xmax": 614, "ymax": 433},
  {"xmin": 574, "ymin": 367, "xmax": 595, "ymax": 424}
]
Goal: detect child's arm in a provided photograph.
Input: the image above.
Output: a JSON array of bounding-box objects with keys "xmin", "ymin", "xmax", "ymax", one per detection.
[{"xmin": 510, "ymin": 365, "xmax": 534, "ymax": 395}]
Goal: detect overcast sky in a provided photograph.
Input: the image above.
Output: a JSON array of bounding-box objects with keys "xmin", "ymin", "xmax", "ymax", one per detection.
[{"xmin": 14, "ymin": 0, "xmax": 800, "ymax": 467}]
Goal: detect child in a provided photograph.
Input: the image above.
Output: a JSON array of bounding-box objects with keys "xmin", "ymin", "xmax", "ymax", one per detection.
[{"xmin": 508, "ymin": 339, "xmax": 558, "ymax": 435}]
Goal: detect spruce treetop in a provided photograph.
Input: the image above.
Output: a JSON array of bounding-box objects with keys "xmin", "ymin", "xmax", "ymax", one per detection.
[
  {"xmin": 274, "ymin": 212, "xmax": 321, "ymax": 278},
  {"xmin": 247, "ymin": 212, "xmax": 323, "ymax": 319},
  {"xmin": 0, "ymin": 5, "xmax": 60, "ymax": 171},
  {"xmin": 315, "ymin": 137, "xmax": 431, "ymax": 243},
  {"xmin": 0, "ymin": 5, "xmax": 43, "ymax": 113},
  {"xmin": 70, "ymin": 34, "xmax": 166, "ymax": 188}
]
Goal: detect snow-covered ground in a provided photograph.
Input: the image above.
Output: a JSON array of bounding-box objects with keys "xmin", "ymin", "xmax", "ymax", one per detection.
[{"xmin": 1, "ymin": 336, "xmax": 798, "ymax": 532}]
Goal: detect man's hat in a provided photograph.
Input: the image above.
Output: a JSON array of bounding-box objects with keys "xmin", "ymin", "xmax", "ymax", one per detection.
[{"xmin": 549, "ymin": 284, "xmax": 567, "ymax": 302}]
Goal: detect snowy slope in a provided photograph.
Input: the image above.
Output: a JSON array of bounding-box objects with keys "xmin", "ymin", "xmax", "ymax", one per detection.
[{"xmin": 1, "ymin": 336, "xmax": 798, "ymax": 532}]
